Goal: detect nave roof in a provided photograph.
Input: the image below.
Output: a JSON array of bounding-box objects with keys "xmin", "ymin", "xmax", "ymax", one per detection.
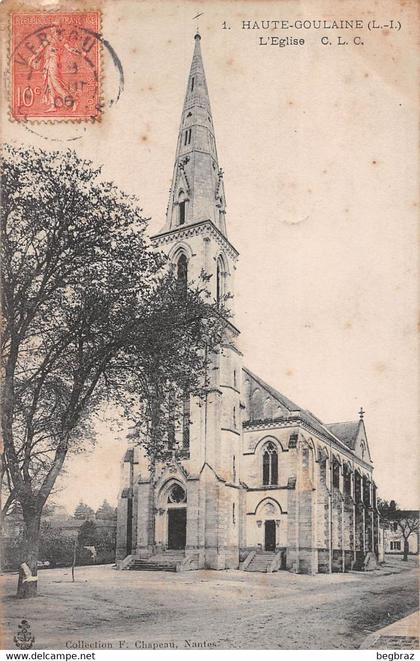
[{"xmin": 243, "ymin": 367, "xmax": 372, "ymax": 465}]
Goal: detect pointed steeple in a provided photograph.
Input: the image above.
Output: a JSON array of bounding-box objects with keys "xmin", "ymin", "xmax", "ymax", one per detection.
[{"xmin": 163, "ymin": 33, "xmax": 227, "ymax": 236}]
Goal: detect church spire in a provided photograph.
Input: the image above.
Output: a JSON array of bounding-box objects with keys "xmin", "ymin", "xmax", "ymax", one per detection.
[{"xmin": 163, "ymin": 33, "xmax": 227, "ymax": 236}]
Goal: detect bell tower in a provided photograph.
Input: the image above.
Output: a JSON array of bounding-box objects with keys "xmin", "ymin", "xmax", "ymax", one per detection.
[
  {"xmin": 150, "ymin": 33, "xmax": 243, "ymax": 570},
  {"xmin": 162, "ymin": 31, "xmax": 227, "ymax": 236},
  {"xmin": 152, "ymin": 30, "xmax": 238, "ymax": 319}
]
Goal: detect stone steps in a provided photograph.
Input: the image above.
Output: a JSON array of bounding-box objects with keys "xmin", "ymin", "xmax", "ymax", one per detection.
[
  {"xmin": 245, "ymin": 552, "xmax": 277, "ymax": 573},
  {"xmin": 129, "ymin": 560, "xmax": 178, "ymax": 572},
  {"xmin": 128, "ymin": 551, "xmax": 185, "ymax": 572}
]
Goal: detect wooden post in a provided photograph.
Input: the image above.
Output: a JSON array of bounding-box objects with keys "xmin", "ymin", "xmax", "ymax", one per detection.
[{"xmin": 71, "ymin": 538, "xmax": 77, "ymax": 582}]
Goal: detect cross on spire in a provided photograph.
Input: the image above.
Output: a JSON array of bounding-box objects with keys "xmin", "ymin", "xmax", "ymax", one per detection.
[
  {"xmin": 192, "ymin": 11, "xmax": 204, "ymax": 34},
  {"xmin": 359, "ymin": 407, "xmax": 365, "ymax": 420}
]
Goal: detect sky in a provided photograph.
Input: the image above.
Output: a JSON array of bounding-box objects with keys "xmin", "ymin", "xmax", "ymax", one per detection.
[{"xmin": 2, "ymin": 0, "xmax": 418, "ymax": 513}]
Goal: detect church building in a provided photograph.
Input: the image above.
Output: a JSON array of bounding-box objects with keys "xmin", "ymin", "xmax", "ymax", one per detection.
[{"xmin": 116, "ymin": 33, "xmax": 380, "ymax": 574}]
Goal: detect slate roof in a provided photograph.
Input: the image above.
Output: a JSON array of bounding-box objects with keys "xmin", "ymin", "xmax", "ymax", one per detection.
[
  {"xmin": 397, "ymin": 510, "xmax": 419, "ymax": 519},
  {"xmin": 243, "ymin": 367, "xmax": 363, "ymax": 457},
  {"xmin": 325, "ymin": 421, "xmax": 360, "ymax": 450},
  {"xmin": 243, "ymin": 367, "xmax": 301, "ymax": 413}
]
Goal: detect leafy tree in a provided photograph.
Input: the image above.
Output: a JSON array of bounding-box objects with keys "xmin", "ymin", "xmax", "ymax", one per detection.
[
  {"xmin": 118, "ymin": 270, "xmax": 232, "ymax": 546},
  {"xmin": 95, "ymin": 499, "xmax": 116, "ymax": 520},
  {"xmin": 39, "ymin": 522, "xmax": 74, "ymax": 567},
  {"xmin": 392, "ymin": 511, "xmax": 419, "ymax": 561},
  {"xmin": 96, "ymin": 527, "xmax": 116, "ymax": 554},
  {"xmin": 74, "ymin": 501, "xmax": 94, "ymax": 520},
  {"xmin": 378, "ymin": 500, "xmax": 419, "ymax": 561},
  {"xmin": 1, "ymin": 529, "xmax": 25, "ymax": 570},
  {"xmin": 1, "ymin": 144, "xmax": 161, "ymax": 597},
  {"xmin": 377, "ymin": 498, "xmax": 398, "ymax": 522},
  {"xmin": 78, "ymin": 520, "xmax": 97, "ymax": 546},
  {"xmin": 1, "ymin": 144, "xmax": 231, "ymax": 596},
  {"xmin": 76, "ymin": 520, "xmax": 116, "ymax": 564},
  {"xmin": 77, "ymin": 520, "xmax": 98, "ymax": 564}
]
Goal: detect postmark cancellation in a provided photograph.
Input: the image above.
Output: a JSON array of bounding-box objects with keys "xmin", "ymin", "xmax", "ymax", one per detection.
[{"xmin": 10, "ymin": 10, "xmax": 101, "ymax": 122}]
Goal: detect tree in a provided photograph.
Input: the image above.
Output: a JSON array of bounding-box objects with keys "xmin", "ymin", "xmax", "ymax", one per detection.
[
  {"xmin": 77, "ymin": 520, "xmax": 116, "ymax": 564},
  {"xmin": 95, "ymin": 526, "xmax": 116, "ymax": 557},
  {"xmin": 78, "ymin": 520, "xmax": 97, "ymax": 546},
  {"xmin": 1, "ymin": 529, "xmax": 25, "ymax": 570},
  {"xmin": 121, "ymin": 272, "xmax": 230, "ymax": 461},
  {"xmin": 77, "ymin": 520, "xmax": 98, "ymax": 565},
  {"xmin": 118, "ymin": 270, "xmax": 232, "ymax": 546},
  {"xmin": 378, "ymin": 500, "xmax": 419, "ymax": 561},
  {"xmin": 393, "ymin": 511, "xmax": 419, "ymax": 561},
  {"xmin": 39, "ymin": 522, "xmax": 74, "ymax": 567},
  {"xmin": 1, "ymin": 144, "xmax": 231, "ymax": 596},
  {"xmin": 377, "ymin": 498, "xmax": 398, "ymax": 521},
  {"xmin": 1, "ymin": 144, "xmax": 162, "ymax": 597},
  {"xmin": 95, "ymin": 499, "xmax": 116, "ymax": 520},
  {"xmin": 73, "ymin": 501, "xmax": 95, "ymax": 520}
]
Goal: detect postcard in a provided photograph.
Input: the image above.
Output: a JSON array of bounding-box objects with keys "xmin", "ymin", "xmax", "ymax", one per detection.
[{"xmin": 0, "ymin": 0, "xmax": 418, "ymax": 653}]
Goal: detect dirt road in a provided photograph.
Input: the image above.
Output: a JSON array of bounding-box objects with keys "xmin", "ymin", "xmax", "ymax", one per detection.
[{"xmin": 1, "ymin": 556, "xmax": 418, "ymax": 649}]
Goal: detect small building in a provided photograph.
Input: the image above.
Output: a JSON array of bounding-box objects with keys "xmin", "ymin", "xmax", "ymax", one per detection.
[{"xmin": 384, "ymin": 511, "xmax": 419, "ymax": 555}]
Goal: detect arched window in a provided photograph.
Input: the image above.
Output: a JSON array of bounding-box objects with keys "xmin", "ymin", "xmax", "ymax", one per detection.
[
  {"xmin": 216, "ymin": 255, "xmax": 226, "ymax": 306},
  {"xmin": 343, "ymin": 466, "xmax": 352, "ymax": 496},
  {"xmin": 233, "ymin": 406, "xmax": 236, "ymax": 429},
  {"xmin": 332, "ymin": 460, "xmax": 340, "ymax": 489},
  {"xmin": 178, "ymin": 191, "xmax": 187, "ymax": 225},
  {"xmin": 184, "ymin": 128, "xmax": 192, "ymax": 146},
  {"xmin": 363, "ymin": 475, "xmax": 371, "ymax": 506},
  {"xmin": 262, "ymin": 442, "xmax": 278, "ymax": 486},
  {"xmin": 354, "ymin": 471, "xmax": 361, "ymax": 503},
  {"xmin": 177, "ymin": 253, "xmax": 188, "ymax": 288},
  {"xmin": 232, "ymin": 455, "xmax": 236, "ymax": 482},
  {"xmin": 307, "ymin": 445, "xmax": 314, "ymax": 481}
]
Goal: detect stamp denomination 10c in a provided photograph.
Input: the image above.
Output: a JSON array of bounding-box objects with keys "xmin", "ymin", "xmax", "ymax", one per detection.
[{"xmin": 11, "ymin": 11, "xmax": 101, "ymax": 121}]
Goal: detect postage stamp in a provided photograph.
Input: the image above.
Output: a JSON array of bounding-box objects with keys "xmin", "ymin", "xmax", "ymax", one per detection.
[{"xmin": 10, "ymin": 11, "xmax": 101, "ymax": 121}]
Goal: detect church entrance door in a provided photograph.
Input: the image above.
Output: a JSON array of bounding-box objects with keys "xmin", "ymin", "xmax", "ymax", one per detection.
[
  {"xmin": 167, "ymin": 508, "xmax": 187, "ymax": 550},
  {"xmin": 264, "ymin": 520, "xmax": 276, "ymax": 551}
]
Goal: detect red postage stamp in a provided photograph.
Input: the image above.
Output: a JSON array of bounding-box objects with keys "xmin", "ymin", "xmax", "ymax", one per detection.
[{"xmin": 11, "ymin": 11, "xmax": 101, "ymax": 121}]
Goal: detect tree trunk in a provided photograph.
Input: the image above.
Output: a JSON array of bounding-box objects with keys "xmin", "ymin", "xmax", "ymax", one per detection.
[
  {"xmin": 403, "ymin": 538, "xmax": 409, "ymax": 561},
  {"xmin": 17, "ymin": 513, "xmax": 41, "ymax": 598},
  {"xmin": 72, "ymin": 538, "xmax": 77, "ymax": 582}
]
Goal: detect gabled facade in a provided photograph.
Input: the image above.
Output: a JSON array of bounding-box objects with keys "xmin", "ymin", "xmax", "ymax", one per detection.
[{"xmin": 116, "ymin": 34, "xmax": 380, "ymax": 574}]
